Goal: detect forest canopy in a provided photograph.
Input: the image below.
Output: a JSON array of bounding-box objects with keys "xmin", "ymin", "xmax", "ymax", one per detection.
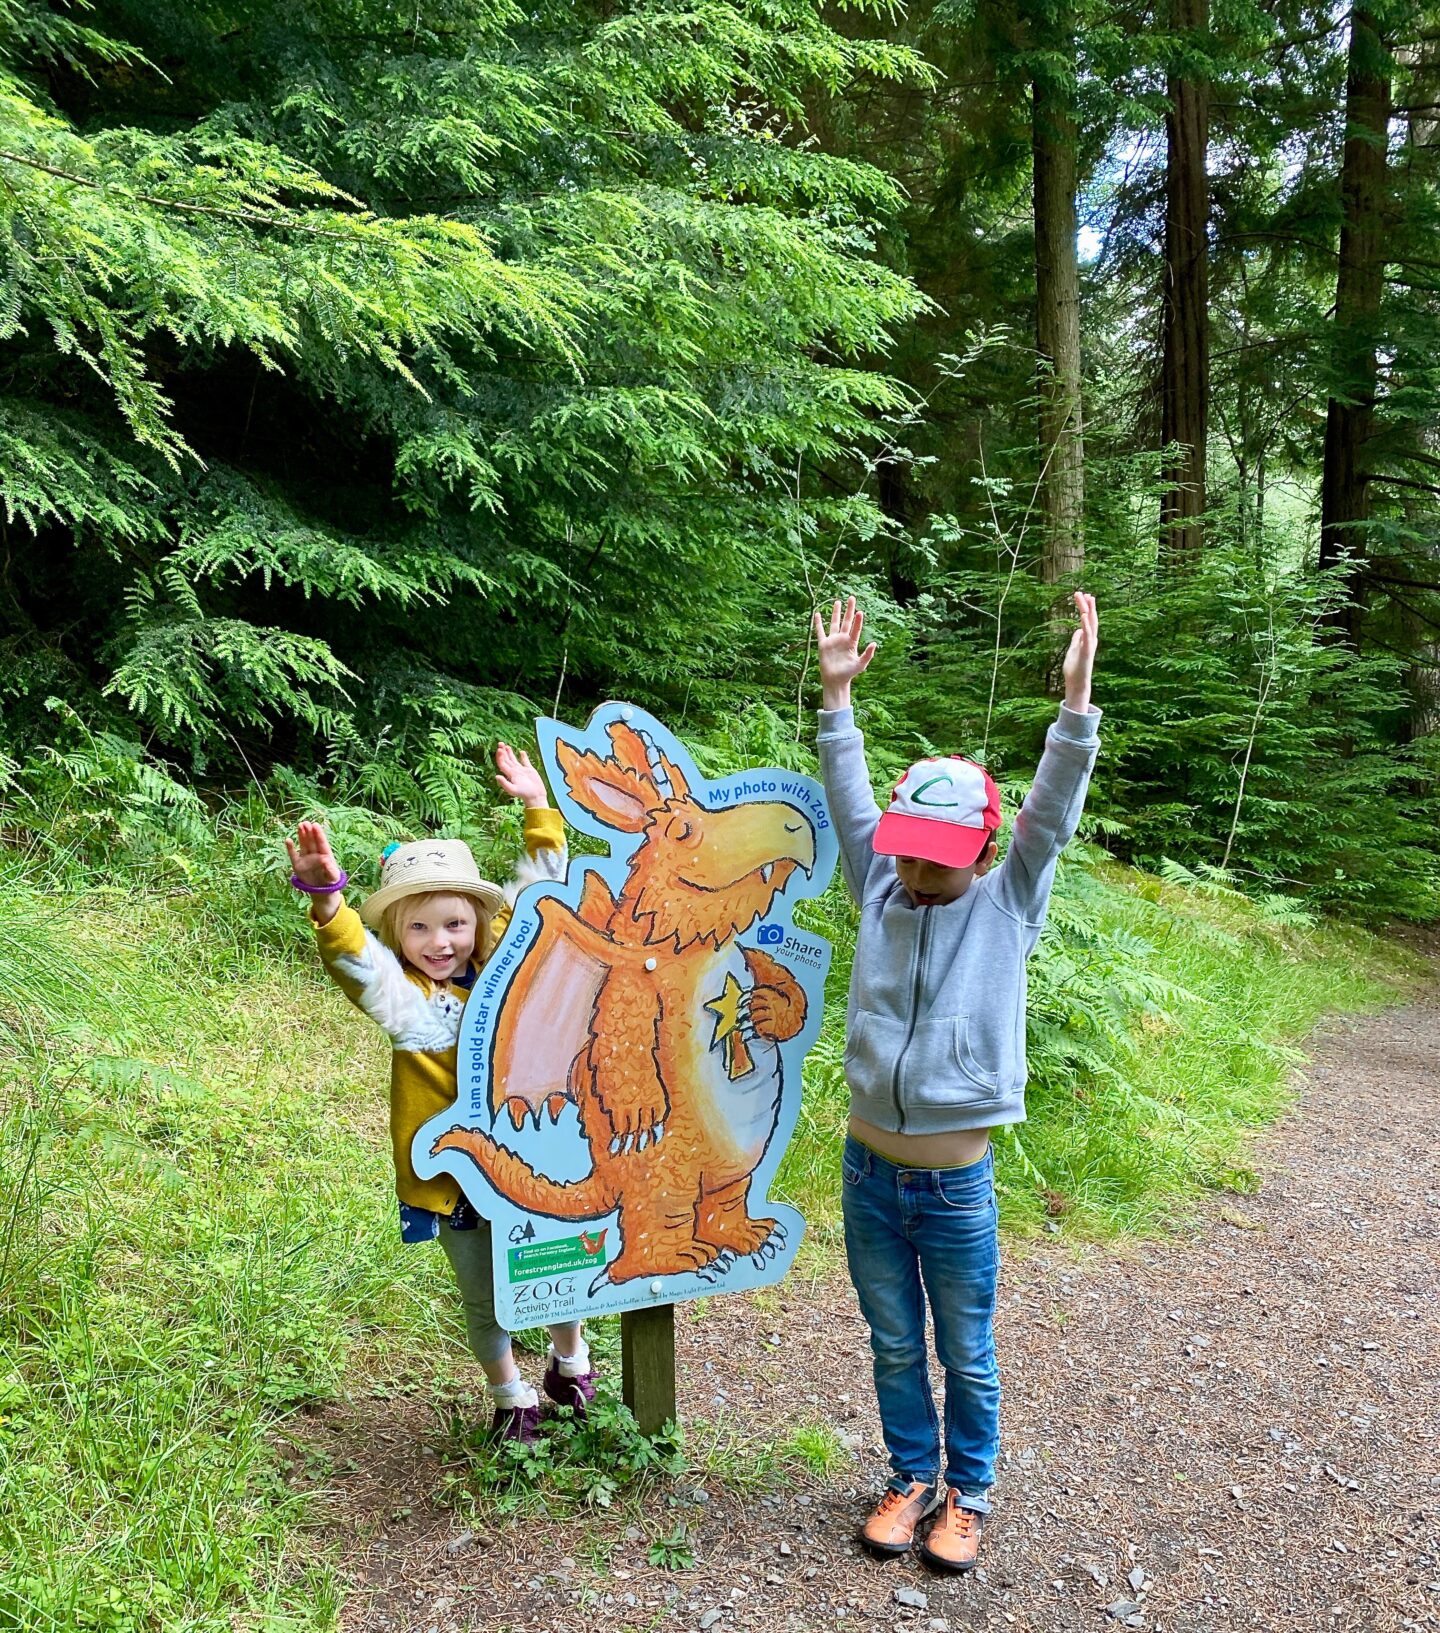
[{"xmin": 1, "ymin": 0, "xmax": 1437, "ymax": 917}]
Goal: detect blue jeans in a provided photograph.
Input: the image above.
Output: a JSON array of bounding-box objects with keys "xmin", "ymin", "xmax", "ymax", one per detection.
[{"xmin": 841, "ymin": 1135, "xmax": 999, "ymax": 1511}]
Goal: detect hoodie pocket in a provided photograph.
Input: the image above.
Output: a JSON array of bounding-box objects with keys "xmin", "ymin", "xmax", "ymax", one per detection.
[
  {"xmin": 953, "ymin": 1017, "xmax": 1000, "ymax": 1091},
  {"xmin": 843, "ymin": 1009, "xmax": 914, "ymax": 1101},
  {"xmin": 843, "ymin": 1010, "xmax": 870, "ymax": 1071},
  {"xmin": 897, "ymin": 1016, "xmax": 997, "ymax": 1116}
]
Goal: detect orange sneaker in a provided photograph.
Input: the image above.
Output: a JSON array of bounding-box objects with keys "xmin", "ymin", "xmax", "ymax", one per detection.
[
  {"xmin": 918, "ymin": 1488, "xmax": 984, "ymax": 1572},
  {"xmin": 857, "ymin": 1480, "xmax": 941, "ymax": 1557}
]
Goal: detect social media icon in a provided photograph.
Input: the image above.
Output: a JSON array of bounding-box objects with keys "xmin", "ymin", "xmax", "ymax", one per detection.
[{"xmin": 755, "ymin": 923, "xmax": 784, "ymax": 946}]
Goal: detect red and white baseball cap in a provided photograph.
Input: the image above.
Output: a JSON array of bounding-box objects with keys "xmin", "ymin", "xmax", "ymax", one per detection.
[{"xmin": 873, "ymin": 756, "xmax": 1002, "ymax": 869}]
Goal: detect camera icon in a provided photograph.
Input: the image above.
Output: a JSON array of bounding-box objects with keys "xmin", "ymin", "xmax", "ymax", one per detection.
[{"xmin": 755, "ymin": 923, "xmax": 784, "ymax": 946}]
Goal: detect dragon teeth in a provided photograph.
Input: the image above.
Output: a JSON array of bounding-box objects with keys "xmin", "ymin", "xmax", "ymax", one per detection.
[{"xmin": 760, "ymin": 862, "xmax": 774, "ymax": 883}]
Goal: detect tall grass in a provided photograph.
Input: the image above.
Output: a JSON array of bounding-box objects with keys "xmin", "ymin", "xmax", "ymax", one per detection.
[{"xmin": 0, "ymin": 888, "xmax": 448, "ymax": 1633}]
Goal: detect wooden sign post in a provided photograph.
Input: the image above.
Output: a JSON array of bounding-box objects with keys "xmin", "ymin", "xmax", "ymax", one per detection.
[{"xmin": 621, "ymin": 1304, "xmax": 677, "ymax": 1434}]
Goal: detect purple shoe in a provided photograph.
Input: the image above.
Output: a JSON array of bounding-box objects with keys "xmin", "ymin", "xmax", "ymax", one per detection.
[
  {"xmin": 491, "ymin": 1401, "xmax": 541, "ymax": 1444},
  {"xmin": 542, "ymin": 1358, "xmax": 598, "ymax": 1418}
]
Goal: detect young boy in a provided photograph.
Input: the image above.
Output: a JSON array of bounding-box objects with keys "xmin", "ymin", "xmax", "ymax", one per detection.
[{"xmin": 813, "ymin": 591, "xmax": 1100, "ymax": 1572}]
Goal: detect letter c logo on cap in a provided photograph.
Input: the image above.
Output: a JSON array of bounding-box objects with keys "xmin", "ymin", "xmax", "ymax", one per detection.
[{"xmin": 909, "ymin": 774, "xmax": 959, "ymax": 808}]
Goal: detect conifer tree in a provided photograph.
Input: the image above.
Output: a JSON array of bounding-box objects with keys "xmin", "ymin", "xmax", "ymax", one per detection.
[
  {"xmin": 0, "ymin": 0, "xmax": 927, "ymax": 809},
  {"xmin": 1160, "ymin": 0, "xmax": 1210, "ymax": 556}
]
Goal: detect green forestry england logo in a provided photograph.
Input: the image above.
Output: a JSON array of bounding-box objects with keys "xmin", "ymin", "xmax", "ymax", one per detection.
[{"xmin": 507, "ymin": 1227, "xmax": 609, "ymax": 1284}]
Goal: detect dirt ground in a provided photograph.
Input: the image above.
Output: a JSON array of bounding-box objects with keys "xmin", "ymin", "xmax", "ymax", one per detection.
[{"xmin": 299, "ymin": 993, "xmax": 1440, "ymax": 1633}]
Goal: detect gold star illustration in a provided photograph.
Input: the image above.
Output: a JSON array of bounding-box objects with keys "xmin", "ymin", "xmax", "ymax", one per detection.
[{"xmin": 704, "ymin": 972, "xmax": 755, "ymax": 1080}]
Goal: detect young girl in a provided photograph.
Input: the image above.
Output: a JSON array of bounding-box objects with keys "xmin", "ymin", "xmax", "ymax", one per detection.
[{"xmin": 285, "ymin": 742, "xmax": 596, "ymax": 1443}]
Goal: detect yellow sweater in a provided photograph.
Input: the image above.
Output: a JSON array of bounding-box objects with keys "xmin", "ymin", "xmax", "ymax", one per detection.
[{"xmin": 313, "ymin": 808, "xmax": 566, "ymax": 1211}]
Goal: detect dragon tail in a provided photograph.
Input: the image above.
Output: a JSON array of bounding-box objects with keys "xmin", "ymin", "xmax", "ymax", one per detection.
[{"xmin": 430, "ymin": 1127, "xmax": 615, "ymax": 1222}]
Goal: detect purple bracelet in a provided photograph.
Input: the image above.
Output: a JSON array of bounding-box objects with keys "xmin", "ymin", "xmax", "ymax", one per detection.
[{"xmin": 291, "ymin": 870, "xmax": 348, "ymax": 895}]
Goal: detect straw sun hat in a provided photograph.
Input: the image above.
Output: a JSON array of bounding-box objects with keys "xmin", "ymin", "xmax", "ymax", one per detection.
[{"xmin": 358, "ymin": 839, "xmax": 505, "ymax": 930}]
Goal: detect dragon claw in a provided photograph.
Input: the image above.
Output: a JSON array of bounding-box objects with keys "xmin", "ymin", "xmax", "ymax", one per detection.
[{"xmin": 588, "ymin": 1266, "xmax": 612, "ymax": 1298}]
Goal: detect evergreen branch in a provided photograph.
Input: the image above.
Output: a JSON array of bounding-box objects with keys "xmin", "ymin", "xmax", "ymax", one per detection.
[
  {"xmin": 0, "ymin": 149, "xmax": 361, "ymax": 240},
  {"xmin": 1361, "ymin": 569, "xmax": 1440, "ymax": 593}
]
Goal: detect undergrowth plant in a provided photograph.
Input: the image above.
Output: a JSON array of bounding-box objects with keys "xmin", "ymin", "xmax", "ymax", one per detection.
[{"xmin": 435, "ymin": 1367, "xmax": 688, "ymax": 1521}]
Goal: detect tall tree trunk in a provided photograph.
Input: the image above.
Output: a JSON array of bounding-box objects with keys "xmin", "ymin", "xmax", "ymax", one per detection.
[
  {"xmin": 1032, "ymin": 28, "xmax": 1084, "ymax": 584},
  {"xmin": 1319, "ymin": 7, "xmax": 1392, "ymax": 646},
  {"xmin": 1160, "ymin": 0, "xmax": 1210, "ymax": 557},
  {"xmin": 1403, "ymin": 36, "xmax": 1440, "ymax": 732}
]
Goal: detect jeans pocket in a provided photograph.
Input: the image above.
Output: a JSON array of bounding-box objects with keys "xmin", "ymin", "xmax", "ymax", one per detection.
[
  {"xmin": 934, "ymin": 1163, "xmax": 994, "ymax": 1214},
  {"xmin": 842, "ymin": 1155, "xmax": 865, "ymax": 1187}
]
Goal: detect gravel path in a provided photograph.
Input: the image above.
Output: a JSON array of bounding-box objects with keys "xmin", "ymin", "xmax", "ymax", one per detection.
[{"xmin": 307, "ymin": 995, "xmax": 1440, "ymax": 1633}]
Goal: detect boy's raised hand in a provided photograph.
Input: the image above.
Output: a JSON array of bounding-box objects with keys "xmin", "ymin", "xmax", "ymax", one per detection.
[
  {"xmin": 1062, "ymin": 590, "xmax": 1099, "ymax": 713},
  {"xmin": 813, "ymin": 596, "xmax": 877, "ymax": 711},
  {"xmin": 495, "ymin": 741, "xmax": 548, "ymax": 809}
]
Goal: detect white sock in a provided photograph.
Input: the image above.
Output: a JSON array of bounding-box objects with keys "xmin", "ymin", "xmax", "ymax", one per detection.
[
  {"xmin": 549, "ymin": 1338, "xmax": 592, "ymax": 1378},
  {"xmin": 488, "ymin": 1376, "xmax": 538, "ymax": 1409}
]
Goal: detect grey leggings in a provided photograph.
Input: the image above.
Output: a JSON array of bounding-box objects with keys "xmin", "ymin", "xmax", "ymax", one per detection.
[{"xmin": 438, "ymin": 1215, "xmax": 512, "ymax": 1365}]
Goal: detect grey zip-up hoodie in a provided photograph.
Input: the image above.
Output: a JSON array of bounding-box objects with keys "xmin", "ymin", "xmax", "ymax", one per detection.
[{"xmin": 818, "ymin": 702, "xmax": 1101, "ymax": 1134}]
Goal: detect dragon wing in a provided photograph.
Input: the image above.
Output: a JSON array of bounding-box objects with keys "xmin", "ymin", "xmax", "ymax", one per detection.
[{"xmin": 490, "ymin": 872, "xmax": 616, "ymax": 1128}]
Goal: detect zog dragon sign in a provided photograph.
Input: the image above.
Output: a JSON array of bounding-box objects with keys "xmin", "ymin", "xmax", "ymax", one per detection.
[{"xmin": 412, "ymin": 704, "xmax": 837, "ymax": 1329}]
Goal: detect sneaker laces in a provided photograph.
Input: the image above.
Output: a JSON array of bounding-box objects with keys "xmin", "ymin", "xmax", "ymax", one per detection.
[
  {"xmin": 944, "ymin": 1495, "xmax": 980, "ymax": 1535},
  {"xmin": 877, "ymin": 1484, "xmax": 919, "ymax": 1516}
]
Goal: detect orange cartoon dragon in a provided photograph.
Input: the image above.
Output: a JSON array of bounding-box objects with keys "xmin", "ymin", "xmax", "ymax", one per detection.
[{"xmin": 431, "ymin": 718, "xmax": 816, "ymax": 1292}]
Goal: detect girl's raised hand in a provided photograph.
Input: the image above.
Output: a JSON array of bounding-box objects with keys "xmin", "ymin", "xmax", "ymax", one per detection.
[
  {"xmin": 1062, "ymin": 590, "xmax": 1099, "ymax": 712},
  {"xmin": 812, "ymin": 595, "xmax": 877, "ymax": 710},
  {"xmin": 495, "ymin": 741, "xmax": 547, "ymax": 809},
  {"xmin": 285, "ymin": 820, "xmax": 343, "ymax": 889}
]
